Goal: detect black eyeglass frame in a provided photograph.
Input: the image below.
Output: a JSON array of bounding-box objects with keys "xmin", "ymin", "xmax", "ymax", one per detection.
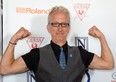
[{"xmin": 48, "ymin": 22, "xmax": 70, "ymax": 27}]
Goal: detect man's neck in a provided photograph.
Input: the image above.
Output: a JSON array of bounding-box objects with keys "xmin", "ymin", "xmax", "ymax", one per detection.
[{"xmin": 51, "ymin": 40, "xmax": 67, "ymax": 47}]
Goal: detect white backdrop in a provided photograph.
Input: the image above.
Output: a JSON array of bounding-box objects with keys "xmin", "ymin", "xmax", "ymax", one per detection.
[{"xmin": 3, "ymin": 0, "xmax": 116, "ymax": 82}]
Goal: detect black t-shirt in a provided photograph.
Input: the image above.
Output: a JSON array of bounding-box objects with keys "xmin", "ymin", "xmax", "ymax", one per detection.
[{"xmin": 22, "ymin": 42, "xmax": 94, "ymax": 73}]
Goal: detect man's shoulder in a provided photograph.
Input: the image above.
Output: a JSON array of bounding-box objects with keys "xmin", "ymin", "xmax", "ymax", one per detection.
[
  {"xmin": 40, "ymin": 44, "xmax": 50, "ymax": 49},
  {"xmin": 29, "ymin": 44, "xmax": 50, "ymax": 53}
]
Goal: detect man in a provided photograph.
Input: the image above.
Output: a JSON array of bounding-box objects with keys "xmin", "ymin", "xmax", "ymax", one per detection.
[{"xmin": 0, "ymin": 6, "xmax": 114, "ymax": 82}]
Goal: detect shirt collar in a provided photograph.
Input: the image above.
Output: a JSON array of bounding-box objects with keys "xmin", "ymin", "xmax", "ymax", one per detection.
[{"xmin": 50, "ymin": 41, "xmax": 68, "ymax": 52}]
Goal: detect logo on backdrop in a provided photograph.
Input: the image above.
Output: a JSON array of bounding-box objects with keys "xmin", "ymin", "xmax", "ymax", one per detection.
[
  {"xmin": 112, "ymin": 72, "xmax": 116, "ymax": 79},
  {"xmin": 111, "ymin": 72, "xmax": 116, "ymax": 82},
  {"xmin": 75, "ymin": 37, "xmax": 88, "ymax": 50},
  {"xmin": 75, "ymin": 37, "xmax": 91, "ymax": 82},
  {"xmin": 26, "ymin": 37, "xmax": 44, "ymax": 49},
  {"xmin": 16, "ymin": 7, "xmax": 50, "ymax": 14},
  {"xmin": 73, "ymin": 3, "xmax": 90, "ymax": 21}
]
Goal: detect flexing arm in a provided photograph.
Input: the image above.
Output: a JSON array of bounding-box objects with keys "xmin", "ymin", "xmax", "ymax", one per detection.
[
  {"xmin": 0, "ymin": 27, "xmax": 31, "ymax": 75},
  {"xmin": 88, "ymin": 26, "xmax": 114, "ymax": 69}
]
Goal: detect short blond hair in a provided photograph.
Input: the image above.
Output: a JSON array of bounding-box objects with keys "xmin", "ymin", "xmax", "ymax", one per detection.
[{"xmin": 48, "ymin": 6, "xmax": 70, "ymax": 23}]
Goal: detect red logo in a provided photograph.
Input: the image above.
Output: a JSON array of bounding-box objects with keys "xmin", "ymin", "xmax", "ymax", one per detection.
[
  {"xmin": 73, "ymin": 3, "xmax": 90, "ymax": 21},
  {"xmin": 26, "ymin": 37, "xmax": 44, "ymax": 49}
]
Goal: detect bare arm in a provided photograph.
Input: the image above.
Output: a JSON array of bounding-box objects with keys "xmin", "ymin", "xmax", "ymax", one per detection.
[
  {"xmin": 0, "ymin": 27, "xmax": 31, "ymax": 75},
  {"xmin": 88, "ymin": 26, "xmax": 114, "ymax": 70}
]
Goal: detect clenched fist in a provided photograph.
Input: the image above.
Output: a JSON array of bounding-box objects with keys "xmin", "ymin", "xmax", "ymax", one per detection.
[
  {"xmin": 88, "ymin": 26, "xmax": 104, "ymax": 38},
  {"xmin": 10, "ymin": 27, "xmax": 31, "ymax": 43}
]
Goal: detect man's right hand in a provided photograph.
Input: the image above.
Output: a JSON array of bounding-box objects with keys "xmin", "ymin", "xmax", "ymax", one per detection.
[{"xmin": 10, "ymin": 27, "xmax": 31, "ymax": 43}]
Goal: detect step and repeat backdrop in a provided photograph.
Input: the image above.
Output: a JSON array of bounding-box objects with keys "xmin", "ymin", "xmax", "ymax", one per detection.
[{"xmin": 3, "ymin": 0, "xmax": 116, "ymax": 82}]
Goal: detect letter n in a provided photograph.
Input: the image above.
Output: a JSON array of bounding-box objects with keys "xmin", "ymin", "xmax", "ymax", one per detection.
[{"xmin": 75, "ymin": 37, "xmax": 88, "ymax": 50}]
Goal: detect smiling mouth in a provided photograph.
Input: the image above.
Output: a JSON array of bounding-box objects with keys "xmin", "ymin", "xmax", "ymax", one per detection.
[
  {"xmin": 57, "ymin": 34, "xmax": 64, "ymax": 37},
  {"xmin": 57, "ymin": 32, "xmax": 64, "ymax": 35}
]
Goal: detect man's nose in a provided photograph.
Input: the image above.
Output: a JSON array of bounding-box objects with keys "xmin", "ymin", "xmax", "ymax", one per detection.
[{"xmin": 58, "ymin": 25, "xmax": 63, "ymax": 31}]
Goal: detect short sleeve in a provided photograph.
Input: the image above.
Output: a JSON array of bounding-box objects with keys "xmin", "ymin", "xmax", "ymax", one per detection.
[
  {"xmin": 78, "ymin": 46, "xmax": 94, "ymax": 68},
  {"xmin": 22, "ymin": 48, "xmax": 39, "ymax": 73}
]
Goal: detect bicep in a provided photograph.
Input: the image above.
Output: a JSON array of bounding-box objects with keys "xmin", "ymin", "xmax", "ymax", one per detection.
[
  {"xmin": 89, "ymin": 54, "xmax": 107, "ymax": 69},
  {"xmin": 7, "ymin": 57, "xmax": 29, "ymax": 74}
]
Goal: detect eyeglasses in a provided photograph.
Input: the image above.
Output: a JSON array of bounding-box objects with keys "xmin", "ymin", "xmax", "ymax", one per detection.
[{"xmin": 49, "ymin": 22, "xmax": 70, "ymax": 27}]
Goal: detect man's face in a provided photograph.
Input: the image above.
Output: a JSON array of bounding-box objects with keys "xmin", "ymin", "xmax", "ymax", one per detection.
[{"xmin": 47, "ymin": 11, "xmax": 70, "ymax": 43}]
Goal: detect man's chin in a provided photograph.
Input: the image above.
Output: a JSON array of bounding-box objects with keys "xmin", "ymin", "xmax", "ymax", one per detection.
[{"xmin": 57, "ymin": 38, "xmax": 66, "ymax": 42}]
